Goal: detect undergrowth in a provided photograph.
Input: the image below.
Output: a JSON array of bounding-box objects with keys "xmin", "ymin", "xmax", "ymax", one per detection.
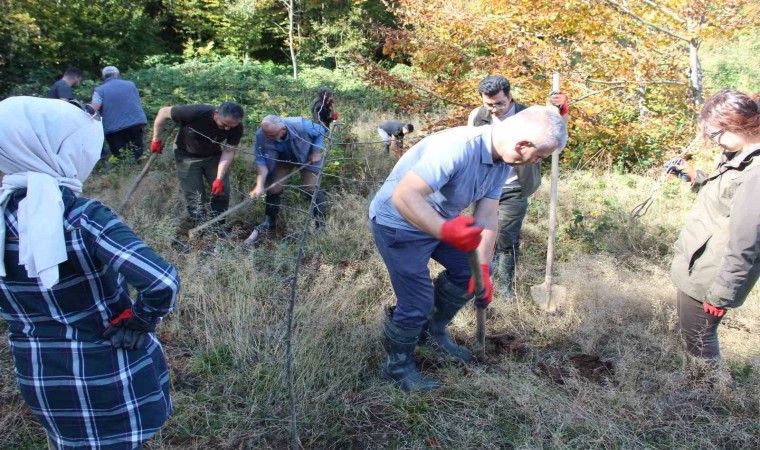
[{"xmin": 1, "ymin": 121, "xmax": 757, "ymax": 448}]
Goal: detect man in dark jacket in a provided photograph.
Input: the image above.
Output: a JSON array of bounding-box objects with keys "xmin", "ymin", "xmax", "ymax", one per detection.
[{"xmin": 247, "ymin": 115, "xmax": 326, "ymax": 241}]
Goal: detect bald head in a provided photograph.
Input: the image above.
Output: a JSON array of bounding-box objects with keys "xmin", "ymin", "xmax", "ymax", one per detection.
[
  {"xmin": 261, "ymin": 115, "xmax": 287, "ymax": 140},
  {"xmin": 492, "ymin": 105, "xmax": 567, "ymax": 165}
]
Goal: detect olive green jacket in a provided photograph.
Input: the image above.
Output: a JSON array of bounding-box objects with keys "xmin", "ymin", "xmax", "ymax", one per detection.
[{"xmin": 670, "ymin": 147, "xmax": 760, "ymax": 308}]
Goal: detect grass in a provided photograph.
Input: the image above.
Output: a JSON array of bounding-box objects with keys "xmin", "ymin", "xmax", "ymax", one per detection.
[{"xmin": 0, "ymin": 112, "xmax": 759, "ymax": 449}]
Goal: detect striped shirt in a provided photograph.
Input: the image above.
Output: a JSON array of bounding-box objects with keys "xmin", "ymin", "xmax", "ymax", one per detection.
[{"xmin": 0, "ymin": 188, "xmax": 179, "ymax": 449}]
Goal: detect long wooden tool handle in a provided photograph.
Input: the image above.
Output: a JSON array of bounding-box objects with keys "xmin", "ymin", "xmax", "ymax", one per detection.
[
  {"xmin": 545, "ymin": 73, "xmax": 561, "ymax": 306},
  {"xmin": 117, "ymin": 124, "xmax": 176, "ymax": 214},
  {"xmin": 117, "ymin": 153, "xmax": 158, "ymax": 213},
  {"xmin": 186, "ymin": 165, "xmax": 307, "ymax": 239},
  {"xmin": 468, "ymin": 251, "xmax": 487, "ymax": 361},
  {"xmin": 187, "ymin": 198, "xmax": 254, "ymax": 238}
]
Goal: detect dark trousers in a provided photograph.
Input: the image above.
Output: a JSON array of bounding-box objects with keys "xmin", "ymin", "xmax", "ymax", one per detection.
[
  {"xmin": 175, "ymin": 153, "xmax": 231, "ymax": 222},
  {"xmin": 370, "ymin": 219, "xmax": 472, "ymax": 329},
  {"xmin": 676, "ymin": 290, "xmax": 724, "ymax": 360},
  {"xmin": 106, "ymin": 125, "xmax": 145, "ymax": 162},
  {"xmin": 496, "ymin": 188, "xmax": 529, "ymax": 257},
  {"xmin": 264, "ymin": 162, "xmax": 325, "ymax": 226}
]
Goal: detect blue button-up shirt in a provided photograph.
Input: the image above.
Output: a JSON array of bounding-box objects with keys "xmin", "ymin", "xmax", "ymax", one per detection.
[
  {"xmin": 254, "ymin": 117, "xmax": 325, "ymax": 170},
  {"xmin": 369, "ymin": 126, "xmax": 513, "ymax": 231}
]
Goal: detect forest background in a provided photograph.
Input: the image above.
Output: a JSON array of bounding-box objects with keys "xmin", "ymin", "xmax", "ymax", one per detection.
[{"xmin": 0, "ymin": 0, "xmax": 759, "ymax": 449}]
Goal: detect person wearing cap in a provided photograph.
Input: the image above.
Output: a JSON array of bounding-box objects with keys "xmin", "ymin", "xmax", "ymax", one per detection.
[
  {"xmin": 369, "ymin": 106, "xmax": 567, "ymax": 391},
  {"xmin": 0, "ymin": 96, "xmax": 179, "ymax": 449},
  {"xmin": 46, "ymin": 67, "xmax": 82, "ymax": 100},
  {"xmin": 91, "ymin": 65, "xmax": 148, "ymax": 162},
  {"xmin": 377, "ymin": 121, "xmax": 414, "ymax": 157},
  {"xmin": 467, "ymin": 75, "xmax": 569, "ymax": 300},
  {"xmin": 150, "ymin": 102, "xmax": 244, "ymax": 229}
]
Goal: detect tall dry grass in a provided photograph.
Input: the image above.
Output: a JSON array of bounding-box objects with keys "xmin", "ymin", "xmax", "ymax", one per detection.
[{"xmin": 0, "ymin": 124, "xmax": 758, "ymax": 449}]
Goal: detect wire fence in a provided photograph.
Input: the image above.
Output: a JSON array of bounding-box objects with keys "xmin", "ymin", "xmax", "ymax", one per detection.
[
  {"xmin": 193, "ymin": 120, "xmax": 388, "ymax": 449},
  {"xmin": 117, "ymin": 111, "xmax": 689, "ymax": 449}
]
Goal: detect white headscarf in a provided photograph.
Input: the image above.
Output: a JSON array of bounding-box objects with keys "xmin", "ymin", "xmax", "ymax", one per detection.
[{"xmin": 0, "ymin": 96, "xmax": 104, "ymax": 288}]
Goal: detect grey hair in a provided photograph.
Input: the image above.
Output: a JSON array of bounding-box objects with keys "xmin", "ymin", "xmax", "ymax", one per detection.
[
  {"xmin": 261, "ymin": 115, "xmax": 283, "ymax": 126},
  {"xmin": 101, "ymin": 66, "xmax": 119, "ymax": 79},
  {"xmin": 513, "ymin": 105, "xmax": 568, "ymax": 152}
]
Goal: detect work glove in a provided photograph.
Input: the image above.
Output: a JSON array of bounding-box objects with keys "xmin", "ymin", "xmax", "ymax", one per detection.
[
  {"xmin": 102, "ymin": 309, "xmax": 156, "ymax": 350},
  {"xmin": 703, "ymin": 302, "xmax": 726, "ymax": 318},
  {"xmin": 664, "ymin": 157, "xmax": 691, "ymax": 182},
  {"xmin": 211, "ymin": 178, "xmax": 224, "ymax": 196},
  {"xmin": 150, "ymin": 140, "xmax": 163, "ymax": 154},
  {"xmin": 468, "ymin": 263, "xmax": 493, "ymax": 308},
  {"xmin": 440, "ymin": 216, "xmax": 483, "ymax": 252},
  {"xmin": 549, "ymin": 91, "xmax": 569, "ymax": 116}
]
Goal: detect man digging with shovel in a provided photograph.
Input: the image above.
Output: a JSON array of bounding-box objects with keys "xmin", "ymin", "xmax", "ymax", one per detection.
[{"xmin": 369, "ymin": 106, "xmax": 567, "ymax": 391}]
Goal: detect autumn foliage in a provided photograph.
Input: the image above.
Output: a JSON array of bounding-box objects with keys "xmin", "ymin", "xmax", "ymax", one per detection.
[{"xmin": 370, "ymin": 0, "xmax": 753, "ymax": 169}]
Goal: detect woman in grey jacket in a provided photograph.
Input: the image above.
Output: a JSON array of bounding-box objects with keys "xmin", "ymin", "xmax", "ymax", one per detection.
[{"xmin": 670, "ymin": 89, "xmax": 760, "ymax": 360}]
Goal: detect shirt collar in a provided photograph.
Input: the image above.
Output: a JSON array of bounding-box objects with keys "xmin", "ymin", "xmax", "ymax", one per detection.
[
  {"xmin": 493, "ymin": 102, "xmax": 517, "ymax": 122},
  {"xmin": 722, "ymin": 146, "xmax": 760, "ymax": 167}
]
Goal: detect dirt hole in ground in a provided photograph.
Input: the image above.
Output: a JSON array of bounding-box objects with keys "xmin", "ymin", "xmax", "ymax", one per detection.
[{"xmin": 536, "ymin": 354, "xmax": 614, "ymax": 385}]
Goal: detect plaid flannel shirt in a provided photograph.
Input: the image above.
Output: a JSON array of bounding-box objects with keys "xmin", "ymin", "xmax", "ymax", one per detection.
[{"xmin": 0, "ymin": 188, "xmax": 179, "ymax": 450}]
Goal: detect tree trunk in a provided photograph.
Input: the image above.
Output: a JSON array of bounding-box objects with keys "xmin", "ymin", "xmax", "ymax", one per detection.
[
  {"xmin": 689, "ymin": 38, "xmax": 702, "ymax": 106},
  {"xmin": 634, "ymin": 65, "xmax": 649, "ymax": 120},
  {"xmin": 288, "ymin": 0, "xmax": 297, "ymax": 80}
]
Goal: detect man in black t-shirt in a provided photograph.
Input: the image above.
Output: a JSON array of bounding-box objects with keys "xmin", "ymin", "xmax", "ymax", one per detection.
[
  {"xmin": 150, "ymin": 102, "xmax": 245, "ymax": 226},
  {"xmin": 46, "ymin": 67, "xmax": 82, "ymax": 100}
]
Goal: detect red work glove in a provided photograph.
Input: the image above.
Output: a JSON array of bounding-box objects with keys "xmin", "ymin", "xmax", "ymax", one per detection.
[
  {"xmin": 468, "ymin": 263, "xmax": 493, "ymax": 308},
  {"xmin": 439, "ymin": 216, "xmax": 483, "ymax": 252},
  {"xmin": 102, "ymin": 309, "xmax": 155, "ymax": 350},
  {"xmin": 550, "ymin": 91, "xmax": 569, "ymax": 116},
  {"xmin": 703, "ymin": 302, "xmax": 726, "ymax": 317},
  {"xmin": 211, "ymin": 178, "xmax": 224, "ymax": 196},
  {"xmin": 332, "ymin": 112, "xmax": 339, "ymax": 120},
  {"xmin": 150, "ymin": 140, "xmax": 163, "ymax": 154}
]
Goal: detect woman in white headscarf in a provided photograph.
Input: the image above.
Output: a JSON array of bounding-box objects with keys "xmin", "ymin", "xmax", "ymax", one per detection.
[{"xmin": 0, "ymin": 97, "xmax": 180, "ymax": 450}]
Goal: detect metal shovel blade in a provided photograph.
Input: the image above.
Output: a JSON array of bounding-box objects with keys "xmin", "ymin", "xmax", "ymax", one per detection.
[{"xmin": 530, "ymin": 282, "xmax": 567, "ymax": 313}]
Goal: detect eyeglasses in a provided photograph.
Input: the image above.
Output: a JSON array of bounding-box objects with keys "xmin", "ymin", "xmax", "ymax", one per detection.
[
  {"xmin": 706, "ymin": 128, "xmax": 724, "ymax": 144},
  {"xmin": 216, "ymin": 118, "xmax": 239, "ymax": 131},
  {"xmin": 484, "ymin": 100, "xmax": 510, "ymax": 110}
]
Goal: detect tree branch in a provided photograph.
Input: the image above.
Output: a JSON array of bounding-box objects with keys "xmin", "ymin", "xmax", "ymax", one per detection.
[
  {"xmin": 603, "ymin": 0, "xmax": 689, "ymax": 42},
  {"xmin": 641, "ymin": 0, "xmax": 686, "ymax": 24},
  {"xmin": 586, "ymin": 78, "xmax": 626, "ymax": 85},
  {"xmin": 586, "ymin": 78, "xmax": 686, "ymax": 86},
  {"xmin": 569, "ymin": 85, "xmax": 627, "ymax": 104}
]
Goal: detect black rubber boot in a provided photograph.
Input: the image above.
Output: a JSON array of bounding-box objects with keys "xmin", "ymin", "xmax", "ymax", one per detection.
[
  {"xmin": 381, "ymin": 309, "xmax": 441, "ymax": 392},
  {"xmin": 303, "ymin": 190, "xmax": 327, "ymax": 229},
  {"xmin": 421, "ymin": 272, "xmax": 473, "ymax": 363},
  {"xmin": 264, "ymin": 192, "xmax": 282, "ymax": 227},
  {"xmin": 497, "ymin": 252, "xmax": 517, "ymax": 301}
]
